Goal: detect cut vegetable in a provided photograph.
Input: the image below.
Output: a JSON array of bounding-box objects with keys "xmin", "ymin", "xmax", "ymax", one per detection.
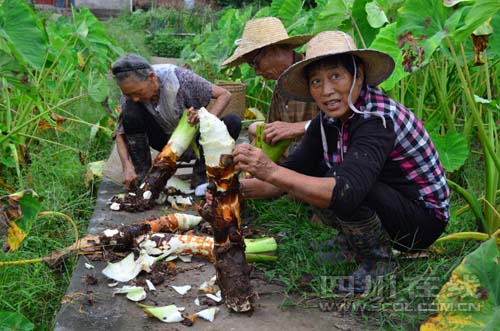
[
  {"xmin": 138, "ymin": 304, "xmax": 184, "ymax": 323},
  {"xmin": 254, "ymin": 123, "xmax": 291, "ymax": 162},
  {"xmin": 196, "ymin": 307, "xmax": 219, "ymax": 322},
  {"xmin": 111, "ymin": 110, "xmax": 198, "ymax": 212},
  {"xmin": 197, "ymin": 108, "xmax": 254, "ymax": 312},
  {"xmin": 113, "ymin": 286, "xmax": 147, "ymax": 302},
  {"xmin": 171, "ymin": 285, "xmax": 192, "ymax": 295}
]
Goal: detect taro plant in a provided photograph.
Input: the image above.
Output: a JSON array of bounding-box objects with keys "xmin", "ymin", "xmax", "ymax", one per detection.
[{"xmin": 0, "ymin": 0, "xmax": 121, "ymax": 187}]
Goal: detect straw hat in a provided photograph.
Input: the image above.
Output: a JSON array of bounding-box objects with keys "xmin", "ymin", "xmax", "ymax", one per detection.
[
  {"xmin": 222, "ymin": 17, "xmax": 313, "ymax": 67},
  {"xmin": 278, "ymin": 31, "xmax": 395, "ymax": 102}
]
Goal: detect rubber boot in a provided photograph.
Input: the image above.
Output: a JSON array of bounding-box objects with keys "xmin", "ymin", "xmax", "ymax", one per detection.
[
  {"xmin": 126, "ymin": 133, "xmax": 152, "ymax": 183},
  {"xmin": 337, "ymin": 213, "xmax": 396, "ymax": 294},
  {"xmin": 310, "ymin": 208, "xmax": 355, "ymax": 264},
  {"xmin": 191, "ymin": 156, "xmax": 207, "ymax": 189}
]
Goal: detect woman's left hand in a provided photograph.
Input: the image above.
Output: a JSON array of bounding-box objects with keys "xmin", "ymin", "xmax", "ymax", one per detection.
[
  {"xmin": 233, "ymin": 143, "xmax": 278, "ymax": 181},
  {"xmin": 187, "ymin": 107, "xmax": 199, "ymax": 125}
]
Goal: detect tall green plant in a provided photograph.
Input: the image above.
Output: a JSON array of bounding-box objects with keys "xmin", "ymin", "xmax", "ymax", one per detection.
[{"xmin": 0, "ymin": 1, "xmax": 121, "ymax": 187}]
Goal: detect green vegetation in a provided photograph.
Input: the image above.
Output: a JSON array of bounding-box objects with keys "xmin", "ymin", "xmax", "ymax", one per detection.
[
  {"xmin": 145, "ymin": 32, "xmax": 194, "ymax": 58},
  {"xmin": 1, "ymin": 0, "xmax": 499, "ymax": 330}
]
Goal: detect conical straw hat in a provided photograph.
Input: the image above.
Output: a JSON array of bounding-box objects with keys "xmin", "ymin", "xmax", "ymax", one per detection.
[
  {"xmin": 222, "ymin": 17, "xmax": 313, "ymax": 67},
  {"xmin": 278, "ymin": 31, "xmax": 395, "ymax": 102}
]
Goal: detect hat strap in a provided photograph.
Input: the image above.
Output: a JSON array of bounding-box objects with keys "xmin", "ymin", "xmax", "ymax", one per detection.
[{"xmin": 347, "ymin": 55, "xmax": 387, "ymax": 128}]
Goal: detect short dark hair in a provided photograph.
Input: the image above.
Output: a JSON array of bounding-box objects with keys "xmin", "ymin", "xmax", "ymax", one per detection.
[
  {"xmin": 111, "ymin": 54, "xmax": 153, "ymax": 83},
  {"xmin": 305, "ymin": 54, "xmax": 364, "ymax": 82}
]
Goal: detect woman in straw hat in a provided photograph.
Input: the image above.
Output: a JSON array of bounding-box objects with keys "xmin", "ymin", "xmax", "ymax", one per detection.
[
  {"xmin": 233, "ymin": 31, "xmax": 449, "ymax": 293},
  {"xmin": 223, "ymin": 17, "xmax": 318, "ymax": 155}
]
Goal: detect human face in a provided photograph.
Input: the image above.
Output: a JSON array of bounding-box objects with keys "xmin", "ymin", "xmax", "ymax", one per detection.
[
  {"xmin": 119, "ymin": 72, "xmax": 159, "ymax": 103},
  {"xmin": 308, "ymin": 63, "xmax": 363, "ymax": 122},
  {"xmin": 245, "ymin": 47, "xmax": 286, "ymax": 80}
]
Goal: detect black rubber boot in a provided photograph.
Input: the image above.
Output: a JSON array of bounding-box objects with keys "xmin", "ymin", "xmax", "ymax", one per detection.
[
  {"xmin": 191, "ymin": 157, "xmax": 207, "ymax": 189},
  {"xmin": 309, "ymin": 208, "xmax": 355, "ymax": 265},
  {"xmin": 126, "ymin": 133, "xmax": 152, "ymax": 183},
  {"xmin": 337, "ymin": 213, "xmax": 396, "ymax": 294}
]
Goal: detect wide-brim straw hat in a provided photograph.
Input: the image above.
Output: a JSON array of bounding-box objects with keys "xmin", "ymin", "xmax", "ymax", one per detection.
[
  {"xmin": 222, "ymin": 17, "xmax": 313, "ymax": 67},
  {"xmin": 278, "ymin": 31, "xmax": 395, "ymax": 102}
]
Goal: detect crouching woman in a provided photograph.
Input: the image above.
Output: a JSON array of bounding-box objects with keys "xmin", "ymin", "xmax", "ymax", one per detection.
[{"xmin": 233, "ymin": 31, "xmax": 449, "ymax": 293}]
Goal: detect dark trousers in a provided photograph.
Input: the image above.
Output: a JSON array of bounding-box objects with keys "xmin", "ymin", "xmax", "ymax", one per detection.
[
  {"xmin": 121, "ymin": 99, "xmax": 242, "ymax": 152},
  {"xmin": 338, "ymin": 181, "xmax": 447, "ymax": 252}
]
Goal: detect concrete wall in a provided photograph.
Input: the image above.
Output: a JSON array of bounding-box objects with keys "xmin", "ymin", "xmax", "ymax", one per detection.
[{"xmin": 75, "ymin": 0, "xmax": 131, "ymax": 17}]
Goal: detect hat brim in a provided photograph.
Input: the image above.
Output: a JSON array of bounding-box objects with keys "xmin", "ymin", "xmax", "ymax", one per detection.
[
  {"xmin": 278, "ymin": 50, "xmax": 395, "ymax": 102},
  {"xmin": 222, "ymin": 34, "xmax": 313, "ymax": 67}
]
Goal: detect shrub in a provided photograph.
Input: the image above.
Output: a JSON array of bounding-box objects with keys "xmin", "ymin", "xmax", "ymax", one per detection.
[{"xmin": 146, "ymin": 32, "xmax": 194, "ymax": 57}]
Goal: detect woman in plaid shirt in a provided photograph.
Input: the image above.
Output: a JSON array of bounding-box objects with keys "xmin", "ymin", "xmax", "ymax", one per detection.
[{"xmin": 233, "ymin": 31, "xmax": 449, "ymax": 294}]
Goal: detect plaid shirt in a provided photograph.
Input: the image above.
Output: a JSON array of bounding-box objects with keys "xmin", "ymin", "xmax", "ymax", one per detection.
[{"xmin": 285, "ymin": 86, "xmax": 450, "ymax": 221}]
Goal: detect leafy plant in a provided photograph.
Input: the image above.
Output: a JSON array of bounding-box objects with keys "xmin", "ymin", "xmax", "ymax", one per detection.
[
  {"xmin": 145, "ymin": 33, "xmax": 194, "ymax": 57},
  {"xmin": 421, "ymin": 237, "xmax": 500, "ymax": 331},
  {"xmin": 0, "ymin": 0, "xmax": 121, "ymax": 186},
  {"xmin": 0, "ymin": 311, "xmax": 34, "ymax": 331}
]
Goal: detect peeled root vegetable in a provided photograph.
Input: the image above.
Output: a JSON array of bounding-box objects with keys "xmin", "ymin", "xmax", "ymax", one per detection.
[
  {"xmin": 196, "ymin": 108, "xmax": 254, "ymax": 312},
  {"xmin": 112, "ymin": 110, "xmax": 198, "ymax": 212}
]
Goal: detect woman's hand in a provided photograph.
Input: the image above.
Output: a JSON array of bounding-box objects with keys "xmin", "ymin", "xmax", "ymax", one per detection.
[
  {"xmin": 263, "ymin": 121, "xmax": 304, "ymax": 145},
  {"xmin": 122, "ymin": 164, "xmax": 138, "ymax": 191},
  {"xmin": 233, "ymin": 143, "xmax": 278, "ymax": 181},
  {"xmin": 187, "ymin": 107, "xmax": 199, "ymax": 125}
]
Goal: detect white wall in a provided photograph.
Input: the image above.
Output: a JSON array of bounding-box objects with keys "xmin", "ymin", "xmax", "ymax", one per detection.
[{"xmin": 75, "ymin": 0, "xmax": 131, "ymax": 11}]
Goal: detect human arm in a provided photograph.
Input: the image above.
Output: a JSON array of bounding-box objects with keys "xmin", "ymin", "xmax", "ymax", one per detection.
[
  {"xmin": 188, "ymin": 84, "xmax": 232, "ymax": 125},
  {"xmin": 239, "ymin": 177, "xmax": 283, "ymax": 199},
  {"xmin": 233, "ymin": 143, "xmax": 334, "ymax": 208},
  {"xmin": 208, "ymin": 84, "xmax": 231, "ymax": 118},
  {"xmin": 116, "ymin": 133, "xmax": 137, "ymax": 190}
]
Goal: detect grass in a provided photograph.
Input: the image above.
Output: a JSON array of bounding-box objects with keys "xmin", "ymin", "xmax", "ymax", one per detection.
[
  {"xmin": 245, "ymin": 188, "xmax": 481, "ymax": 330},
  {"xmin": 0, "ymin": 99, "xmax": 112, "ymax": 330},
  {"xmin": 1, "ymin": 7, "xmax": 494, "ymax": 331}
]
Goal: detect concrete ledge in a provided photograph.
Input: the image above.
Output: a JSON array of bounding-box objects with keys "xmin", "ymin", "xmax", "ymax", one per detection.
[{"xmin": 54, "ymin": 176, "xmax": 372, "ymax": 330}]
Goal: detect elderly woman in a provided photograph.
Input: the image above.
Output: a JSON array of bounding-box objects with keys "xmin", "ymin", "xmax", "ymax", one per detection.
[
  {"xmin": 233, "ymin": 31, "xmax": 449, "ymax": 293},
  {"xmin": 111, "ymin": 54, "xmax": 241, "ymax": 190}
]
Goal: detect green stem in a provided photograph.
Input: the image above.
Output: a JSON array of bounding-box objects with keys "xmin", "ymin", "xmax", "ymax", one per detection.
[
  {"xmin": 455, "ymin": 189, "xmax": 500, "ymax": 216},
  {"xmin": 7, "ymin": 144, "xmax": 24, "ymax": 189},
  {"xmin": 446, "ymin": 36, "xmax": 500, "ymax": 174},
  {"xmin": 17, "ymin": 133, "xmax": 81, "ymax": 153},
  {"xmin": 429, "ymin": 60, "xmax": 455, "ymax": 131},
  {"xmin": 0, "ymin": 95, "xmax": 88, "ymax": 145},
  {"xmin": 415, "ymin": 68, "xmax": 429, "ymax": 120},
  {"xmin": 447, "ymin": 179, "xmax": 487, "ymax": 231}
]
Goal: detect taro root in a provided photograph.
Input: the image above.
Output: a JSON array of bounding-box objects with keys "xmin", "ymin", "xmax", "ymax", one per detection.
[
  {"xmin": 44, "ymin": 213, "xmax": 203, "ymax": 266},
  {"xmin": 196, "ymin": 107, "xmax": 254, "ymax": 312},
  {"xmin": 112, "ymin": 110, "xmax": 198, "ymax": 212}
]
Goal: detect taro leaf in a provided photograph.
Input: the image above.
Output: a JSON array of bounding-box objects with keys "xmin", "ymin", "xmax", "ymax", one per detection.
[
  {"xmin": 420, "ymin": 237, "xmax": 500, "ymax": 331},
  {"xmin": 452, "ymin": 0, "xmax": 500, "ymax": 44},
  {"xmin": 0, "ymin": 50, "xmax": 29, "ymax": 90},
  {"xmin": 311, "ymin": 0, "xmax": 354, "ymax": 34},
  {"xmin": 429, "ymin": 131, "xmax": 469, "ymax": 173},
  {"xmin": 0, "ymin": 0, "xmax": 48, "ymax": 70},
  {"xmin": 0, "ymin": 311, "xmax": 34, "ymax": 331},
  {"xmin": 352, "ymin": 0, "xmax": 380, "ymax": 47},
  {"xmin": 88, "ymin": 73, "xmax": 109, "ymax": 103},
  {"xmin": 397, "ymin": 0, "xmax": 451, "ymax": 69},
  {"xmin": 0, "ymin": 190, "xmax": 41, "ymax": 252},
  {"xmin": 370, "ymin": 23, "xmax": 410, "ymax": 90},
  {"xmin": 366, "ymin": 1, "xmax": 389, "ymax": 28},
  {"xmin": 489, "ymin": 12, "xmax": 500, "ymax": 59},
  {"xmin": 270, "ymin": 0, "xmax": 304, "ymax": 28}
]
